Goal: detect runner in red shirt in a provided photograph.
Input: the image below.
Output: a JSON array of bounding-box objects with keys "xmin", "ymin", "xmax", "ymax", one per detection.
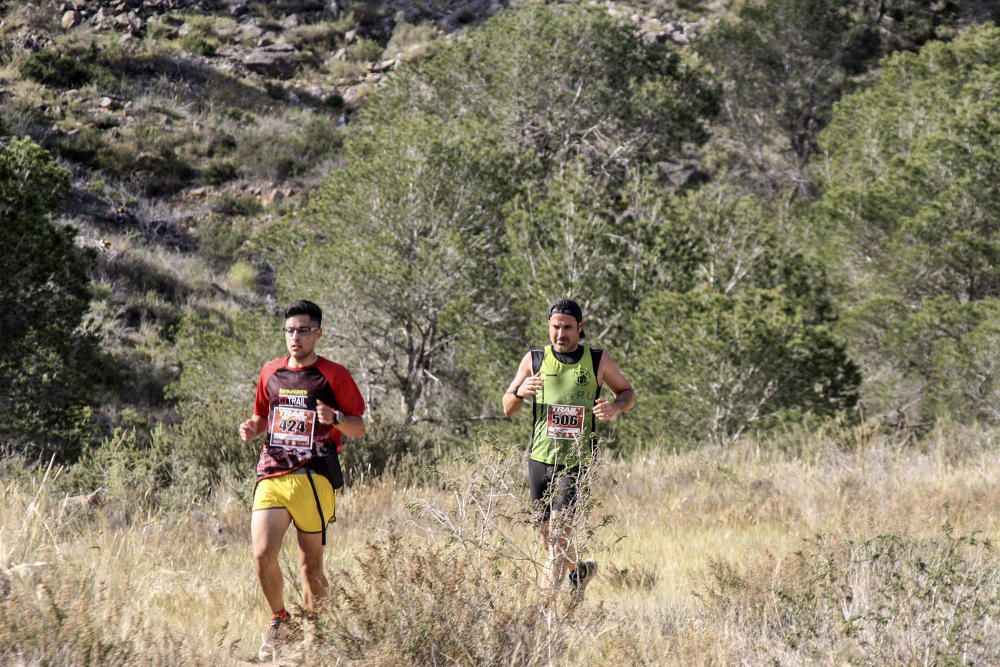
[{"xmin": 239, "ymin": 300, "xmax": 365, "ymax": 661}]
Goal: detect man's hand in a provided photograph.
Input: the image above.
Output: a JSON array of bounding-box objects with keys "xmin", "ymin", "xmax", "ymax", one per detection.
[
  {"xmin": 517, "ymin": 371, "xmax": 543, "ymax": 398},
  {"xmin": 239, "ymin": 418, "xmax": 260, "ymax": 443},
  {"xmin": 593, "ymin": 398, "xmax": 621, "ymax": 422},
  {"xmin": 316, "ymin": 399, "xmax": 336, "ymax": 426}
]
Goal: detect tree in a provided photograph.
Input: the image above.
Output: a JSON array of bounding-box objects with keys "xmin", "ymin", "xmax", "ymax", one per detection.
[
  {"xmin": 369, "ymin": 4, "xmax": 717, "ymax": 186},
  {"xmin": 275, "ymin": 4, "xmax": 718, "ymax": 428},
  {"xmin": 625, "ymin": 185, "xmax": 859, "ymax": 445},
  {"xmin": 284, "ymin": 114, "xmax": 517, "ymax": 425},
  {"xmin": 809, "ymin": 24, "xmax": 1000, "ymax": 425},
  {"xmin": 629, "ymin": 288, "xmax": 858, "ymax": 445},
  {"xmin": 0, "ymin": 137, "xmax": 98, "ymax": 460},
  {"xmin": 697, "ymin": 0, "xmax": 963, "ymax": 197}
]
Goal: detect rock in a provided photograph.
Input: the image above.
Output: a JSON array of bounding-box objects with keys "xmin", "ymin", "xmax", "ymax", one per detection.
[
  {"xmin": 228, "ymin": 1, "xmax": 251, "ymax": 18},
  {"xmin": 370, "ymin": 58, "xmax": 396, "ymax": 74},
  {"xmin": 61, "ymin": 10, "xmax": 79, "ymax": 29},
  {"xmin": 237, "ymin": 23, "xmax": 263, "ymax": 41},
  {"xmin": 244, "ymin": 43, "xmax": 298, "ymax": 79},
  {"xmin": 99, "ymin": 96, "xmax": 116, "ymax": 109},
  {"xmin": 344, "ymin": 29, "xmax": 357, "ymax": 44},
  {"xmin": 112, "ymin": 11, "xmax": 139, "ymax": 32}
]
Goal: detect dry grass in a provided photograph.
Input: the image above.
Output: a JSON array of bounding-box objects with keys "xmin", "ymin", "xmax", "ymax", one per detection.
[{"xmin": 3, "ymin": 423, "xmax": 1000, "ymax": 664}]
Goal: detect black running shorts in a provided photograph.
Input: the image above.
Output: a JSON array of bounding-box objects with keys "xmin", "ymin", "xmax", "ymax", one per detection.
[{"xmin": 528, "ymin": 458, "xmax": 581, "ymax": 522}]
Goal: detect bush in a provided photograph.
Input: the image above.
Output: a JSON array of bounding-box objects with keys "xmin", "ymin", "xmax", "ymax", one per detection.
[
  {"xmin": 198, "ymin": 215, "xmax": 251, "ymax": 267},
  {"xmin": 628, "ymin": 288, "xmax": 859, "ymax": 446},
  {"xmin": 45, "ymin": 127, "xmax": 105, "ymax": 168},
  {"xmin": 211, "ymin": 193, "xmax": 262, "ymax": 216},
  {"xmin": 202, "ymin": 159, "xmax": 238, "ymax": 185},
  {"xmin": 19, "ymin": 49, "xmax": 93, "ymax": 87},
  {"xmin": 346, "ymin": 37, "xmax": 383, "ymax": 63},
  {"xmin": 179, "ymin": 30, "xmax": 218, "ymax": 56}
]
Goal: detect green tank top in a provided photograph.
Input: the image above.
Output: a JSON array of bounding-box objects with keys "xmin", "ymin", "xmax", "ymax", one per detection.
[{"xmin": 530, "ymin": 345, "xmax": 601, "ymax": 466}]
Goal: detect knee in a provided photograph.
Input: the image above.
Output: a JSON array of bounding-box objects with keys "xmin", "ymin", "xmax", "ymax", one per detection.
[
  {"xmin": 253, "ymin": 542, "xmax": 280, "ymax": 567},
  {"xmin": 300, "ymin": 559, "xmax": 325, "ymax": 581}
]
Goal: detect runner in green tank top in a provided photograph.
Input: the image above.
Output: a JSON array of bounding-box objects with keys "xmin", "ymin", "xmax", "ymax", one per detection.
[{"xmin": 503, "ymin": 299, "xmax": 635, "ymax": 596}]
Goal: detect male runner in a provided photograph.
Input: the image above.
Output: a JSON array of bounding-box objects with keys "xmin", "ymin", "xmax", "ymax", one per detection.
[
  {"xmin": 502, "ymin": 299, "xmax": 635, "ymax": 595},
  {"xmin": 239, "ymin": 300, "xmax": 366, "ymax": 661}
]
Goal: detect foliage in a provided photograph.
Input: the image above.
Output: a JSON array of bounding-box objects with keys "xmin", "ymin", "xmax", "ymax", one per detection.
[
  {"xmin": 19, "ymin": 48, "xmax": 95, "ymax": 88},
  {"xmin": 290, "ymin": 112, "xmax": 518, "ymax": 424},
  {"xmin": 810, "ymin": 24, "xmax": 1000, "ymax": 425},
  {"xmin": 0, "ymin": 138, "xmax": 99, "ymax": 461},
  {"xmin": 202, "ymin": 159, "xmax": 238, "ymax": 185},
  {"xmin": 630, "ymin": 287, "xmax": 858, "ymax": 445},
  {"xmin": 696, "ymin": 0, "xmax": 961, "ymax": 193},
  {"xmin": 616, "ymin": 184, "xmax": 859, "ymax": 445},
  {"xmin": 166, "ymin": 308, "xmax": 277, "ymax": 499},
  {"xmin": 371, "ymin": 4, "xmax": 716, "ymax": 184}
]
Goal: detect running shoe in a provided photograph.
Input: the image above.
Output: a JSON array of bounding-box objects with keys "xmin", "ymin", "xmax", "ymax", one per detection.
[
  {"xmin": 258, "ymin": 614, "xmax": 297, "ymax": 662},
  {"xmin": 567, "ymin": 560, "xmax": 598, "ymax": 596}
]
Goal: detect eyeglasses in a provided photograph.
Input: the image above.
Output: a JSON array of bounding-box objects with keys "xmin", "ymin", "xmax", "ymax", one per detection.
[{"xmin": 283, "ymin": 326, "xmax": 319, "ymax": 336}]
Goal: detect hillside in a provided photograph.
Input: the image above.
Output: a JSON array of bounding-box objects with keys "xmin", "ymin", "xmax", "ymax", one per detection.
[{"xmin": 0, "ymin": 0, "xmax": 726, "ymax": 435}]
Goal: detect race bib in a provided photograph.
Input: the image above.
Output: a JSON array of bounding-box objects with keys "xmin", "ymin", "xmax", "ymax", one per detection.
[
  {"xmin": 546, "ymin": 404, "xmax": 585, "ymax": 440},
  {"xmin": 269, "ymin": 406, "xmax": 316, "ymax": 449}
]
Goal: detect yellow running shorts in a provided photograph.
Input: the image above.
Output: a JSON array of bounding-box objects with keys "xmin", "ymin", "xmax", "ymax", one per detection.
[{"xmin": 252, "ymin": 471, "xmax": 336, "ymax": 533}]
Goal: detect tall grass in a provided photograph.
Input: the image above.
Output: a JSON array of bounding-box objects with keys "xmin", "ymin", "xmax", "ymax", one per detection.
[{"xmin": 3, "ymin": 423, "xmax": 1000, "ymax": 664}]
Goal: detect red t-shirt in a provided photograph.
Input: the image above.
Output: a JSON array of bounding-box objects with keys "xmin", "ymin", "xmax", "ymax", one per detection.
[{"xmin": 253, "ymin": 355, "xmax": 366, "ymax": 480}]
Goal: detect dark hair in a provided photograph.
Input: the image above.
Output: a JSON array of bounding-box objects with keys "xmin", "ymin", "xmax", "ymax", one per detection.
[
  {"xmin": 284, "ymin": 300, "xmax": 322, "ymax": 326},
  {"xmin": 548, "ymin": 299, "xmax": 585, "ymax": 338}
]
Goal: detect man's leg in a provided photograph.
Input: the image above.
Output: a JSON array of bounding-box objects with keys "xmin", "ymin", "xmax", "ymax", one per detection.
[
  {"xmin": 296, "ymin": 530, "xmax": 328, "ymax": 609},
  {"xmin": 547, "ymin": 515, "xmax": 577, "ymax": 586},
  {"xmin": 252, "ymin": 508, "xmax": 293, "ymax": 613}
]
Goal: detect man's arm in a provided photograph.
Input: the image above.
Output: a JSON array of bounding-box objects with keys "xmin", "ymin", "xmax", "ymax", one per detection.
[
  {"xmin": 316, "ymin": 400, "xmax": 366, "ymax": 438},
  {"xmin": 503, "ymin": 352, "xmax": 541, "ymax": 417},
  {"xmin": 593, "ymin": 352, "xmax": 636, "ymax": 421}
]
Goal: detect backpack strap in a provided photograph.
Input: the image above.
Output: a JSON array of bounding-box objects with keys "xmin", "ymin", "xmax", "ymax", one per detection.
[
  {"xmin": 529, "ymin": 349, "xmax": 544, "ymax": 449},
  {"xmin": 590, "ymin": 348, "xmax": 603, "ymax": 390},
  {"xmin": 531, "ymin": 349, "xmax": 544, "ymax": 375}
]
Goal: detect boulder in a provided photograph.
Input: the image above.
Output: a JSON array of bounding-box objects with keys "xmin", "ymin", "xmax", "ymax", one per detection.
[
  {"xmin": 61, "ymin": 10, "xmax": 79, "ymax": 29},
  {"xmin": 244, "ymin": 43, "xmax": 298, "ymax": 79}
]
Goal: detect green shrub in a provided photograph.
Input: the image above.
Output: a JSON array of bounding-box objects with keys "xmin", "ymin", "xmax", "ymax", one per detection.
[
  {"xmin": 203, "ymin": 159, "xmax": 238, "ymax": 185},
  {"xmin": 198, "ymin": 215, "xmax": 251, "ymax": 266},
  {"xmin": 45, "ymin": 127, "xmax": 105, "ymax": 168},
  {"xmin": 179, "ymin": 30, "xmax": 218, "ymax": 56},
  {"xmin": 226, "ymin": 260, "xmax": 257, "ymax": 292},
  {"xmin": 346, "ymin": 37, "xmax": 383, "ymax": 63},
  {"xmin": 62, "ymin": 427, "xmax": 172, "ymax": 510},
  {"xmin": 0, "ymin": 138, "xmax": 99, "ymax": 461},
  {"xmin": 19, "ymin": 49, "xmax": 93, "ymax": 87}
]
